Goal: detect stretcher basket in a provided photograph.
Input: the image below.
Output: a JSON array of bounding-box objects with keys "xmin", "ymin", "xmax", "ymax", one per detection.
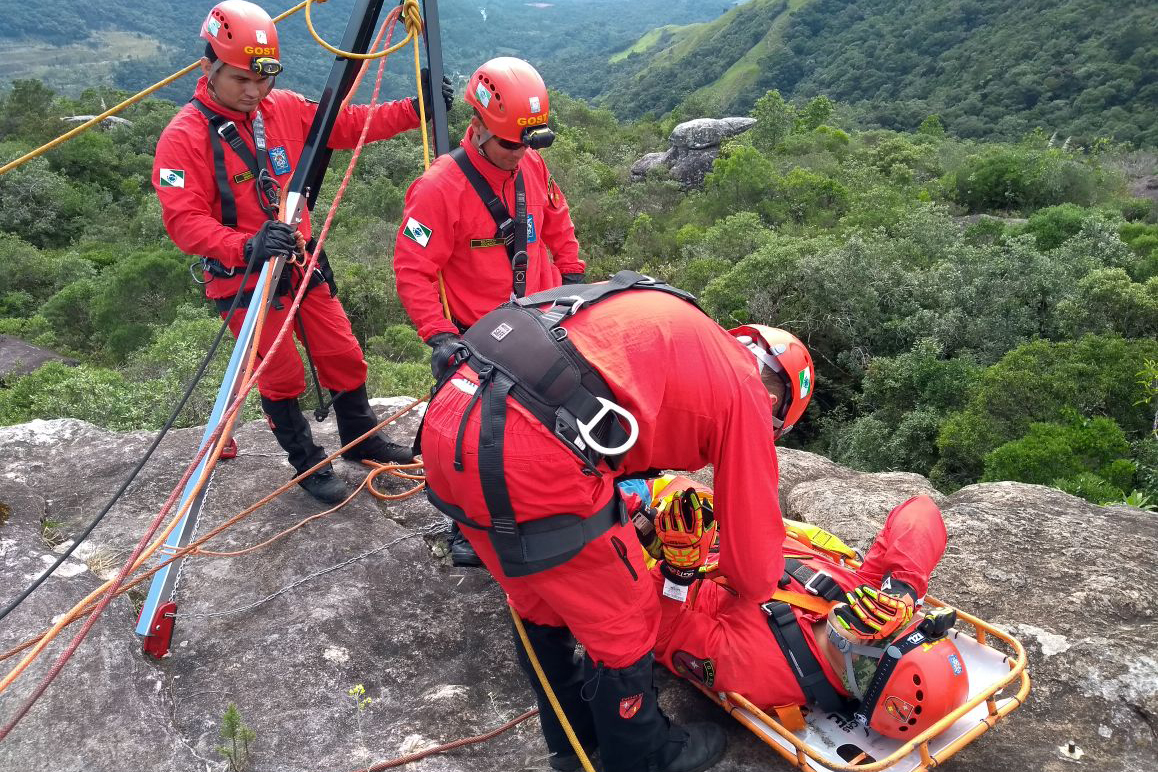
[{"xmin": 693, "ymin": 596, "xmax": 1031, "ymax": 771}]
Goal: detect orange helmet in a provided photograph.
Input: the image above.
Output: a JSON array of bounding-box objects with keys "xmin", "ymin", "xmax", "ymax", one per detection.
[
  {"xmin": 728, "ymin": 325, "xmax": 813, "ymax": 438},
  {"xmin": 828, "ymin": 608, "xmax": 970, "ymax": 740},
  {"xmin": 464, "ymin": 57, "xmax": 555, "ymax": 149},
  {"xmin": 201, "ymin": 1, "xmax": 282, "ymax": 77}
]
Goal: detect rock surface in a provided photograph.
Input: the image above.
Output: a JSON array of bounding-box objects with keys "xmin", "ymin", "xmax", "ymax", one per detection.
[
  {"xmin": 630, "ymin": 117, "xmax": 756, "ymax": 188},
  {"xmin": 1, "ymin": 415, "xmax": 1156, "ymax": 772},
  {"xmin": 0, "ymin": 336, "xmax": 76, "ymax": 381}
]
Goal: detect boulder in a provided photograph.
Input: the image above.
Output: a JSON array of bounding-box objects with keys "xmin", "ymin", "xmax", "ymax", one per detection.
[
  {"xmin": 669, "ymin": 117, "xmax": 756, "ymax": 151},
  {"xmin": 630, "ymin": 117, "xmax": 756, "ymax": 188},
  {"xmin": 0, "ymin": 336, "xmax": 76, "ymax": 382},
  {"xmin": 0, "ymin": 415, "xmax": 1155, "ymax": 771}
]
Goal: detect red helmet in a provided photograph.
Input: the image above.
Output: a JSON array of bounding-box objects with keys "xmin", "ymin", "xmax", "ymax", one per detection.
[
  {"xmin": 728, "ymin": 325, "xmax": 813, "ymax": 438},
  {"xmin": 464, "ymin": 57, "xmax": 554, "ymax": 148},
  {"xmin": 829, "ymin": 609, "xmax": 970, "ymax": 740},
  {"xmin": 201, "ymin": 1, "xmax": 282, "ymax": 77}
]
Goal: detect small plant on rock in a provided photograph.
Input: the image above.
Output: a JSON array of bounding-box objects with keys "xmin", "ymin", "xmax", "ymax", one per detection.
[{"xmin": 216, "ymin": 703, "xmax": 256, "ymax": 772}]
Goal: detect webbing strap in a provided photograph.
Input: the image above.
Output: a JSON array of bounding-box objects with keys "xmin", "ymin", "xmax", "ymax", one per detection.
[
  {"xmin": 478, "ymin": 371, "xmax": 519, "ymax": 538},
  {"xmin": 449, "ymin": 147, "xmax": 528, "ymax": 298},
  {"xmin": 517, "ymin": 270, "xmax": 700, "ymax": 327},
  {"xmin": 763, "ymin": 600, "xmax": 850, "ymax": 713},
  {"xmin": 195, "ymin": 103, "xmax": 238, "ymax": 228},
  {"xmin": 769, "ymin": 589, "xmax": 838, "ymax": 616},
  {"xmin": 190, "ymin": 99, "xmax": 280, "ymax": 223}
]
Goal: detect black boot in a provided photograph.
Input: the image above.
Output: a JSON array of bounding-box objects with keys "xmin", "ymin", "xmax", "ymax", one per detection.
[
  {"xmin": 331, "ymin": 384, "xmax": 415, "ymax": 464},
  {"xmin": 448, "ymin": 521, "xmax": 482, "ymax": 567},
  {"xmin": 582, "ymin": 654, "xmax": 726, "ymax": 772},
  {"xmin": 513, "ymin": 622, "xmax": 599, "ymax": 771},
  {"xmin": 261, "ymin": 396, "xmax": 348, "ymax": 504}
]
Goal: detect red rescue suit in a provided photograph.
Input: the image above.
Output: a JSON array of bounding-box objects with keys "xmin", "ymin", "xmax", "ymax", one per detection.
[
  {"xmin": 651, "ymin": 495, "xmax": 948, "ymax": 711},
  {"xmin": 152, "ymin": 77, "xmax": 420, "ymax": 398},
  {"xmin": 420, "ymin": 290, "xmax": 784, "ymax": 667},
  {"xmin": 393, "ymin": 126, "xmax": 584, "ymax": 341}
]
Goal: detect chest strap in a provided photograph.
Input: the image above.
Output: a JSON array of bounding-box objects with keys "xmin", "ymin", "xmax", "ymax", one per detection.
[
  {"xmin": 190, "ymin": 99, "xmax": 282, "ymax": 281},
  {"xmin": 449, "ymin": 146, "xmax": 528, "ymax": 298}
]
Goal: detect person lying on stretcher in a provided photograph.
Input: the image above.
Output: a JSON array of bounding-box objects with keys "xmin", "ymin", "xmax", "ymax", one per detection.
[{"xmin": 629, "ymin": 478, "xmax": 970, "ymax": 739}]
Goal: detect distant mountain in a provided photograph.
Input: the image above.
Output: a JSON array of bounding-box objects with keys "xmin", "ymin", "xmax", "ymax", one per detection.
[
  {"xmin": 601, "ymin": 0, "xmax": 1158, "ymax": 146},
  {"xmin": 1, "ymin": 0, "xmax": 724, "ymax": 104}
]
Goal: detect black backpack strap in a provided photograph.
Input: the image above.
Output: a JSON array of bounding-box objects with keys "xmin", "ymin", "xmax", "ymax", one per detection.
[
  {"xmin": 450, "ymin": 147, "xmax": 529, "ymax": 298},
  {"xmin": 517, "ymin": 270, "xmax": 702, "ymax": 326},
  {"xmin": 191, "ymin": 99, "xmax": 239, "ymax": 228}
]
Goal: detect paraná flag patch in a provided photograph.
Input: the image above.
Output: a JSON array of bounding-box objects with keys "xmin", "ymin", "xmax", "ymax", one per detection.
[
  {"xmin": 402, "ymin": 217, "xmax": 432, "ymax": 247},
  {"xmin": 159, "ymin": 169, "xmax": 185, "ymax": 188}
]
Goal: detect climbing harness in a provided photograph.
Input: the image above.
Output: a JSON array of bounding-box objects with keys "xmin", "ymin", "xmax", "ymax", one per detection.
[
  {"xmin": 449, "ymin": 147, "xmax": 529, "ymax": 299},
  {"xmin": 423, "ymin": 271, "xmax": 699, "ymax": 576}
]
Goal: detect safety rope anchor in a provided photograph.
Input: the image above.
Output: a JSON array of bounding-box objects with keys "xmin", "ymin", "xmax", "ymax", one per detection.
[{"xmin": 142, "ymin": 601, "xmax": 178, "ymax": 658}]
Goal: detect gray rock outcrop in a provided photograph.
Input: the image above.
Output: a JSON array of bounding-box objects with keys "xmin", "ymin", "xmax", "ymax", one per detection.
[
  {"xmin": 0, "ymin": 336, "xmax": 76, "ymax": 382},
  {"xmin": 630, "ymin": 117, "xmax": 756, "ymax": 188},
  {"xmin": 1, "ymin": 413, "xmax": 1155, "ymax": 772}
]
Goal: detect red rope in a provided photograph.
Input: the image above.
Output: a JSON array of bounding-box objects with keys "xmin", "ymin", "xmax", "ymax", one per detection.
[
  {"xmin": 0, "ymin": 9, "xmax": 402, "ymax": 741},
  {"xmin": 347, "ymin": 710, "xmax": 539, "ymax": 772}
]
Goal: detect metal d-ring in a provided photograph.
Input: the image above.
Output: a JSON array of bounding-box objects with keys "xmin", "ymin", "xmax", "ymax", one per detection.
[{"xmin": 576, "ymin": 397, "xmax": 639, "ymax": 456}]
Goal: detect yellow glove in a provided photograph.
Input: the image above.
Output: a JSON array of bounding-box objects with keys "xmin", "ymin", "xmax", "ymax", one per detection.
[
  {"xmin": 655, "ymin": 489, "xmax": 717, "ymax": 586},
  {"xmin": 832, "ymin": 585, "xmax": 915, "ymax": 641}
]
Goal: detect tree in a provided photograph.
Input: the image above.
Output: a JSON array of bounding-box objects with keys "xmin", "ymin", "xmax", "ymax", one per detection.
[
  {"xmin": 982, "ymin": 413, "xmax": 1134, "ymax": 503},
  {"xmin": 796, "ymin": 95, "xmax": 835, "ymax": 132},
  {"xmin": 749, "ymin": 90, "xmax": 795, "ymax": 153},
  {"xmin": 701, "ymin": 146, "xmax": 779, "ymax": 221}
]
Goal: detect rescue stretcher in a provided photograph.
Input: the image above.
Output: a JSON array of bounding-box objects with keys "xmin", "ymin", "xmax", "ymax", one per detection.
[
  {"xmin": 632, "ymin": 482, "xmax": 1032, "ymax": 771},
  {"xmin": 695, "ymin": 595, "xmax": 1030, "ymax": 771}
]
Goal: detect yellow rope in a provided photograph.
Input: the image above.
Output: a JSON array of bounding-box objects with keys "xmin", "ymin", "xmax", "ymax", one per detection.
[
  {"xmin": 413, "ymin": 28, "xmax": 431, "ymax": 170},
  {"xmin": 0, "ymin": 2, "xmax": 315, "ymax": 178},
  {"xmin": 305, "ymin": 0, "xmax": 422, "ymax": 59},
  {"xmin": 509, "ymin": 607, "xmax": 598, "ymax": 772}
]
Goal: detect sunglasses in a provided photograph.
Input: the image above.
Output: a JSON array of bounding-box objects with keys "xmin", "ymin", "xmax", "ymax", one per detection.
[
  {"xmin": 493, "ymin": 125, "xmax": 557, "ymax": 151},
  {"xmin": 494, "ymin": 136, "xmax": 527, "ymax": 151}
]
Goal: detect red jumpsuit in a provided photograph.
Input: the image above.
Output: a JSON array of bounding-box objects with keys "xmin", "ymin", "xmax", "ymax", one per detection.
[
  {"xmin": 393, "ymin": 126, "xmax": 584, "ymax": 341},
  {"xmin": 651, "ymin": 495, "xmax": 948, "ymax": 711},
  {"xmin": 420, "ymin": 290, "xmax": 784, "ymax": 667},
  {"xmin": 152, "ymin": 77, "xmax": 420, "ymax": 399}
]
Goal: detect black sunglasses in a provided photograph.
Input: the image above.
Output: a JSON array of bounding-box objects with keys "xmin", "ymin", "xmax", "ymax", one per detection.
[{"xmin": 493, "ymin": 125, "xmax": 557, "ymax": 151}]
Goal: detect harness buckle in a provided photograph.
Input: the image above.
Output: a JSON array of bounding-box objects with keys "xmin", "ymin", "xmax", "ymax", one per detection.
[
  {"xmin": 576, "ymin": 397, "xmax": 639, "ymax": 457},
  {"xmin": 803, "ymin": 570, "xmax": 836, "ymax": 597}
]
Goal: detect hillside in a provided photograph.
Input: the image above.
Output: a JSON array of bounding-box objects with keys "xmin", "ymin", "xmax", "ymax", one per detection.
[
  {"xmin": 1, "ymin": 0, "xmax": 723, "ymax": 102},
  {"xmin": 603, "ymin": 0, "xmax": 1158, "ymax": 146}
]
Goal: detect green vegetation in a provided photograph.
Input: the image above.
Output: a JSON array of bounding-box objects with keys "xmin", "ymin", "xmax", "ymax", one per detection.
[
  {"xmin": 605, "ymin": 0, "xmax": 1158, "ymax": 147},
  {"xmin": 1, "ymin": 74, "xmax": 1156, "ymax": 508},
  {"xmin": 216, "ymin": 703, "xmax": 256, "ymax": 772},
  {"xmin": 13, "ymin": 1, "xmax": 722, "ymax": 104}
]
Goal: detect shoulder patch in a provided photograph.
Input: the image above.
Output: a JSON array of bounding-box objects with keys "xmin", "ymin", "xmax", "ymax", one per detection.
[
  {"xmin": 546, "ymin": 175, "xmax": 563, "ymax": 208},
  {"xmin": 158, "ymin": 168, "xmax": 185, "ymax": 188},
  {"xmin": 402, "ymin": 217, "xmax": 432, "ymax": 248}
]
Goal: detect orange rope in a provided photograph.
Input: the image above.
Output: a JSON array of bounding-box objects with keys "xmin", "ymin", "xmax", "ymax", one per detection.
[
  {"xmin": 347, "ymin": 709, "xmax": 538, "ymax": 772},
  {"xmin": 0, "ymin": 12, "xmax": 413, "ymax": 733}
]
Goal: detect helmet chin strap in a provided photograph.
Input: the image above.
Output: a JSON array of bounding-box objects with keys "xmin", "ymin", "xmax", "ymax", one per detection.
[{"xmin": 471, "ymin": 124, "xmax": 505, "ymax": 167}]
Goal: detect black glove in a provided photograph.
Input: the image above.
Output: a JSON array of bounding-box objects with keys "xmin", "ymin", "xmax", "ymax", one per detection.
[
  {"xmin": 412, "ymin": 68, "xmax": 454, "ymax": 118},
  {"xmin": 561, "ymin": 272, "xmax": 586, "ymax": 285},
  {"xmin": 427, "ymin": 332, "xmax": 465, "ymax": 381},
  {"xmin": 244, "ymin": 220, "xmax": 297, "ymax": 268}
]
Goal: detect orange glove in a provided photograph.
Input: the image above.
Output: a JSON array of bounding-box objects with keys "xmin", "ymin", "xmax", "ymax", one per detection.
[
  {"xmin": 655, "ymin": 489, "xmax": 717, "ymax": 586},
  {"xmin": 832, "ymin": 585, "xmax": 915, "ymax": 641}
]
